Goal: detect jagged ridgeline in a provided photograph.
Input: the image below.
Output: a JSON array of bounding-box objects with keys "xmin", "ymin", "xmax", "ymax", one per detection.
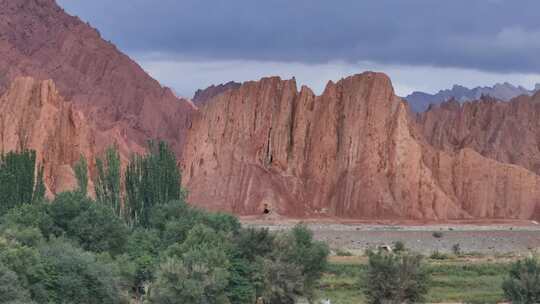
[{"xmin": 0, "ymin": 150, "xmax": 45, "ymax": 215}]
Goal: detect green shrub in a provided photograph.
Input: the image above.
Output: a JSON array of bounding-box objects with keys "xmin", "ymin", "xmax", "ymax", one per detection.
[
  {"xmin": 260, "ymin": 256, "xmax": 304, "ymax": 304},
  {"xmin": 203, "ymin": 212, "xmax": 241, "ymax": 235},
  {"xmin": 227, "ymin": 255, "xmax": 257, "ymax": 304},
  {"xmin": 244, "ymin": 224, "xmax": 329, "ymax": 304},
  {"xmin": 234, "ymin": 227, "xmax": 275, "ymax": 262},
  {"xmin": 125, "ymin": 228, "xmax": 162, "ymax": 297},
  {"xmin": 288, "ymin": 224, "xmax": 330, "ymax": 301},
  {"xmin": 364, "ymin": 251, "xmax": 430, "ymax": 304},
  {"xmin": 148, "ymin": 256, "xmax": 230, "ymax": 304},
  {"xmin": 260, "ymin": 235, "xmax": 305, "ymax": 304},
  {"xmin": 393, "ymin": 241, "xmax": 406, "ymax": 253},
  {"xmin": 66, "ymin": 202, "xmax": 128, "ymax": 255},
  {"xmin": 149, "ymin": 224, "xmax": 231, "ymax": 304},
  {"xmin": 502, "ymin": 257, "xmax": 540, "ymax": 303},
  {"xmin": 48, "ymin": 191, "xmax": 92, "ymax": 234},
  {"xmin": 48, "ymin": 192, "xmax": 128, "ymax": 255}
]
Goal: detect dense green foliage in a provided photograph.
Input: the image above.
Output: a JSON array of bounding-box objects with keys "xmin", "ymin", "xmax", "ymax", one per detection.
[
  {"xmin": 0, "ymin": 150, "xmax": 44, "ymax": 215},
  {"xmin": 39, "ymin": 238, "xmax": 129, "ymax": 304},
  {"xmin": 502, "ymin": 257, "xmax": 540, "ymax": 303},
  {"xmin": 0, "ymin": 232, "xmax": 129, "ymax": 304},
  {"xmin": 364, "ymin": 250, "xmax": 430, "ymax": 304},
  {"xmin": 0, "ymin": 146, "xmax": 329, "ymax": 304},
  {"xmin": 50, "ymin": 192, "xmax": 128, "ymax": 255},
  {"xmin": 148, "ymin": 224, "xmax": 232, "ymax": 303},
  {"xmin": 0, "ymin": 261, "xmax": 34, "ymax": 303}
]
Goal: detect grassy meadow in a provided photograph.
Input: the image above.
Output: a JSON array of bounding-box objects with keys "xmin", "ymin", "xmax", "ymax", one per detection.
[{"xmin": 318, "ymin": 254, "xmax": 514, "ymax": 304}]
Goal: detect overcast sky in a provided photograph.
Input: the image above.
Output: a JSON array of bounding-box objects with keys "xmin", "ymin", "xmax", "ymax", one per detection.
[{"xmin": 57, "ymin": 0, "xmax": 540, "ymax": 98}]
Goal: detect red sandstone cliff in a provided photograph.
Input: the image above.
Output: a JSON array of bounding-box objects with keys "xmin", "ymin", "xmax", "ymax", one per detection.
[
  {"xmin": 418, "ymin": 94, "xmax": 540, "ymax": 175},
  {"xmin": 0, "ymin": 77, "xmax": 95, "ymax": 195},
  {"xmin": 0, "ymin": 0, "xmax": 194, "ymax": 157},
  {"xmin": 182, "ymin": 73, "xmax": 540, "ymax": 220}
]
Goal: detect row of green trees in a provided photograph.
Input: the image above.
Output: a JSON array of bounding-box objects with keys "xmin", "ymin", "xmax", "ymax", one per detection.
[
  {"xmin": 82, "ymin": 141, "xmax": 184, "ymax": 228},
  {"xmin": 0, "ymin": 144, "xmax": 330, "ymax": 304}
]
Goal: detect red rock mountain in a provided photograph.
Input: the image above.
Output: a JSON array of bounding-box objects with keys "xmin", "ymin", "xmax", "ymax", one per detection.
[
  {"xmin": 2, "ymin": 0, "xmax": 540, "ymax": 221},
  {"xmin": 182, "ymin": 73, "xmax": 540, "ymax": 220},
  {"xmin": 0, "ymin": 0, "xmax": 194, "ymax": 158}
]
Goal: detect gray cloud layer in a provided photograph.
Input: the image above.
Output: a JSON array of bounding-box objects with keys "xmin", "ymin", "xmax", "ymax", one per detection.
[{"xmin": 58, "ymin": 0, "xmax": 540, "ymax": 74}]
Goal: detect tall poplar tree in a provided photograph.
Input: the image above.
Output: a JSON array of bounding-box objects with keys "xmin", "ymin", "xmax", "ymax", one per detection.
[
  {"xmin": 94, "ymin": 146, "xmax": 122, "ymax": 217},
  {"xmin": 125, "ymin": 141, "xmax": 182, "ymax": 227},
  {"xmin": 0, "ymin": 150, "xmax": 45, "ymax": 215}
]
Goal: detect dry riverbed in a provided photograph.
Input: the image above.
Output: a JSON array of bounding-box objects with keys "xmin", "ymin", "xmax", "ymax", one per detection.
[{"xmin": 243, "ymin": 220, "xmax": 540, "ymax": 255}]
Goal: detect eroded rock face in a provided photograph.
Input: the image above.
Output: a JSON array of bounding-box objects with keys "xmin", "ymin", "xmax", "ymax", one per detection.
[
  {"xmin": 0, "ymin": 0, "xmax": 194, "ymax": 157},
  {"xmin": 418, "ymin": 94, "xmax": 540, "ymax": 175},
  {"xmin": 0, "ymin": 77, "xmax": 95, "ymax": 195},
  {"xmin": 182, "ymin": 72, "xmax": 540, "ymax": 220}
]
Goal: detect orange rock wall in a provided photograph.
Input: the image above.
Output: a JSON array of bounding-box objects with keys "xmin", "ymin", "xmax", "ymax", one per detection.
[
  {"xmin": 0, "ymin": 77, "xmax": 95, "ymax": 195},
  {"xmin": 182, "ymin": 73, "xmax": 540, "ymax": 220}
]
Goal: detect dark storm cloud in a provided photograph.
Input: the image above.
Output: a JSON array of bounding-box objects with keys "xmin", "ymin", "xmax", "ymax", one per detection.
[{"xmin": 57, "ymin": 0, "xmax": 540, "ymax": 73}]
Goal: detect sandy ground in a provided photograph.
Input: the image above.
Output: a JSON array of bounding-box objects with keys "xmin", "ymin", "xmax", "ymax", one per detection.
[{"xmin": 242, "ymin": 219, "xmax": 540, "ymax": 254}]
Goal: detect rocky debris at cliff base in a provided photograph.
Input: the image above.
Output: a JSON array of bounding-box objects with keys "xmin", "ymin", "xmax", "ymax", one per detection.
[{"xmin": 244, "ymin": 222, "xmax": 540, "ymax": 254}]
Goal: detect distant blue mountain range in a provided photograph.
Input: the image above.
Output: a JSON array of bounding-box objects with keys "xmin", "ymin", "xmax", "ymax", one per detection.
[{"xmin": 405, "ymin": 82, "xmax": 540, "ymax": 112}]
